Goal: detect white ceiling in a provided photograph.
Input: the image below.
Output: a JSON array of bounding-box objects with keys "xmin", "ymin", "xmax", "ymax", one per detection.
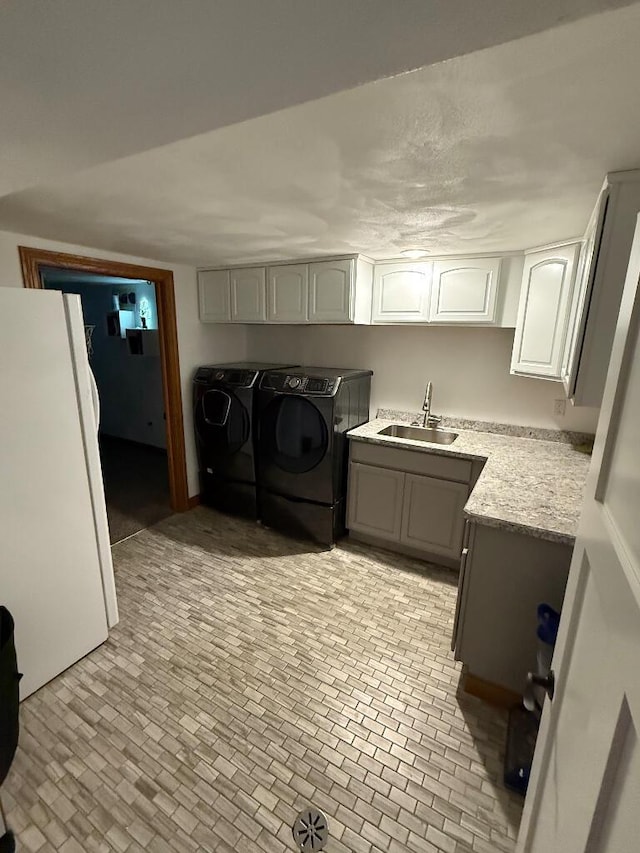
[
  {"xmin": 0, "ymin": 0, "xmax": 633, "ymax": 197},
  {"xmin": 2, "ymin": 3, "xmax": 640, "ymax": 265}
]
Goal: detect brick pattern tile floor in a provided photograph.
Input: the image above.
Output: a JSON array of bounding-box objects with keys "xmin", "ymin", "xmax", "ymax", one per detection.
[{"xmin": 3, "ymin": 507, "xmax": 523, "ymax": 852}]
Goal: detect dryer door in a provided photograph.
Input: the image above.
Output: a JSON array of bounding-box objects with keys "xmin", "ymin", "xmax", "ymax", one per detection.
[
  {"xmin": 259, "ymin": 395, "xmax": 332, "ymax": 501},
  {"xmin": 194, "ymin": 386, "xmax": 252, "ymax": 477}
]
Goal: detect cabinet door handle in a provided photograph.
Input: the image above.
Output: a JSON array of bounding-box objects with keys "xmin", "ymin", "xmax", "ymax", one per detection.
[
  {"xmin": 524, "ymin": 670, "xmax": 555, "ymax": 711},
  {"xmin": 451, "ymin": 547, "xmax": 470, "ymax": 653}
]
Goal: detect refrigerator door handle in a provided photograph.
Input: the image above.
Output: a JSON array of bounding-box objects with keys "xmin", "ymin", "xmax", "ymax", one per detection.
[{"xmin": 89, "ymin": 368, "xmax": 100, "ymax": 432}]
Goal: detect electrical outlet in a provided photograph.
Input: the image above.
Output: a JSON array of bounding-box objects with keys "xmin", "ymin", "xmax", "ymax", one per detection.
[{"xmin": 554, "ymin": 398, "xmax": 566, "ymax": 416}]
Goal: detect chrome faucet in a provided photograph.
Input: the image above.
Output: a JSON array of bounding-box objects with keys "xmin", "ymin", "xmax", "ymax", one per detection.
[{"xmin": 418, "ymin": 381, "xmax": 442, "ymax": 428}]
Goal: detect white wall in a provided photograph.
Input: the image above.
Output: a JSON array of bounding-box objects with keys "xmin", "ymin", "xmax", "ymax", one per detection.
[
  {"xmin": 0, "ymin": 230, "xmax": 248, "ymax": 497},
  {"xmin": 246, "ymin": 324, "xmax": 600, "ymax": 432}
]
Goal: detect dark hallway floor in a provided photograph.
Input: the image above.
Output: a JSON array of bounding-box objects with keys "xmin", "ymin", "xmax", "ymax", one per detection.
[{"xmin": 99, "ymin": 434, "xmax": 172, "ymax": 543}]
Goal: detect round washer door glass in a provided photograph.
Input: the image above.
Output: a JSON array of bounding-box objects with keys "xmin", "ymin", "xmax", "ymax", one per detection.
[
  {"xmin": 195, "ymin": 388, "xmax": 250, "ymax": 457},
  {"xmin": 261, "ymin": 396, "xmax": 328, "ymax": 473}
]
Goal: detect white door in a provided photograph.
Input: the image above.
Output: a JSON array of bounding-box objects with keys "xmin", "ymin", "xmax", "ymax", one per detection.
[
  {"xmin": 511, "ymin": 243, "xmax": 580, "ymax": 379},
  {"xmin": 430, "ymin": 257, "xmax": 501, "ymax": 324},
  {"xmin": 198, "ymin": 269, "xmax": 231, "ymax": 322},
  {"xmin": 230, "ymin": 267, "xmax": 266, "ymax": 322},
  {"xmin": 0, "ymin": 287, "xmax": 109, "ymax": 699},
  {"xmin": 517, "ymin": 220, "xmax": 640, "ymax": 851},
  {"xmin": 267, "ymin": 264, "xmax": 308, "ymax": 323},
  {"xmin": 400, "ymin": 473, "xmax": 468, "ymax": 559},
  {"xmin": 309, "ymin": 259, "xmax": 354, "ymax": 323},
  {"xmin": 347, "ymin": 463, "xmax": 404, "ymax": 541},
  {"xmin": 371, "ymin": 261, "xmax": 432, "ymax": 323}
]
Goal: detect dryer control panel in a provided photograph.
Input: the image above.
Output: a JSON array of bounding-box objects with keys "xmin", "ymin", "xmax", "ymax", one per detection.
[
  {"xmin": 194, "ymin": 367, "xmax": 258, "ymax": 387},
  {"xmin": 261, "ymin": 373, "xmax": 340, "ymax": 396}
]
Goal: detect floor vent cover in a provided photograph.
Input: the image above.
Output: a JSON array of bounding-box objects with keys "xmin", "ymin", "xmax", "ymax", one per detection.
[{"xmin": 292, "ymin": 807, "xmax": 329, "ymax": 851}]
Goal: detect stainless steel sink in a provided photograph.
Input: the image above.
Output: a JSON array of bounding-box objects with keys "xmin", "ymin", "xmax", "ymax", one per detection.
[{"xmin": 379, "ymin": 424, "xmax": 459, "ymax": 445}]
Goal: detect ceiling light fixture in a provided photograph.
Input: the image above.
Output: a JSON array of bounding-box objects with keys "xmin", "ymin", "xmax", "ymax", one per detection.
[{"xmin": 400, "ymin": 249, "xmax": 429, "ymax": 259}]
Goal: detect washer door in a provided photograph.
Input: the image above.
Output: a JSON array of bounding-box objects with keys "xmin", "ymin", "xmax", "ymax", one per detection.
[
  {"xmin": 260, "ymin": 395, "xmax": 328, "ymax": 474},
  {"xmin": 195, "ymin": 387, "xmax": 250, "ymax": 458}
]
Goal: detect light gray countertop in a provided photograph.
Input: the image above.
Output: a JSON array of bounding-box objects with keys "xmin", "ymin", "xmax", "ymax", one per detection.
[{"xmin": 347, "ymin": 417, "xmax": 592, "ymax": 545}]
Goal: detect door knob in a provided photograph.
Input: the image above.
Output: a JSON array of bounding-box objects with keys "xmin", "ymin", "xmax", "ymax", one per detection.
[{"xmin": 523, "ymin": 670, "xmax": 555, "ymax": 712}]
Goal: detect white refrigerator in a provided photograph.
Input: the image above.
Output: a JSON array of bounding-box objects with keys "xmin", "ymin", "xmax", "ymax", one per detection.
[{"xmin": 0, "ymin": 286, "xmax": 118, "ymax": 699}]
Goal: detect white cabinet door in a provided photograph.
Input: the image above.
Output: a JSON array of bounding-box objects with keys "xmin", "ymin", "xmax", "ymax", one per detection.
[
  {"xmin": 400, "ymin": 473, "xmax": 468, "ymax": 560},
  {"xmin": 198, "ymin": 269, "xmax": 231, "ymax": 322},
  {"xmin": 267, "ymin": 264, "xmax": 309, "ymax": 323},
  {"xmin": 347, "ymin": 462, "xmax": 405, "ymax": 541},
  {"xmin": 561, "ymin": 241, "xmax": 588, "ymax": 392},
  {"xmin": 371, "ymin": 261, "xmax": 432, "ymax": 323},
  {"xmin": 309, "ymin": 259, "xmax": 354, "ymax": 323},
  {"xmin": 430, "ymin": 257, "xmax": 501, "ymax": 324},
  {"xmin": 562, "ymin": 189, "xmax": 609, "ymax": 396},
  {"xmin": 230, "ymin": 267, "xmax": 266, "ymax": 322},
  {"xmin": 511, "ymin": 243, "xmax": 580, "ymax": 379}
]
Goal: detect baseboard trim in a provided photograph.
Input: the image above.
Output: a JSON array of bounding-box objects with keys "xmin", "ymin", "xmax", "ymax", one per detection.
[
  {"xmin": 187, "ymin": 494, "xmax": 201, "ymax": 509},
  {"xmin": 463, "ymin": 669, "xmax": 522, "ymax": 708},
  {"xmin": 348, "ymin": 530, "xmax": 460, "ymax": 570}
]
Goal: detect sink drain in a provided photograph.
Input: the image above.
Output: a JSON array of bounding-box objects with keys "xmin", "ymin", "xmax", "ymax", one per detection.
[{"xmin": 292, "ymin": 807, "xmax": 329, "ymax": 851}]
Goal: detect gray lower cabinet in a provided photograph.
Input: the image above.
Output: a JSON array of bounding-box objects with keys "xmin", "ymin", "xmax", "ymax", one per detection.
[
  {"xmin": 401, "ymin": 473, "xmax": 468, "ymax": 559},
  {"xmin": 452, "ymin": 520, "xmax": 572, "ymax": 694},
  {"xmin": 347, "ymin": 442, "xmax": 471, "ymax": 564},
  {"xmin": 348, "ymin": 463, "xmax": 404, "ymax": 541}
]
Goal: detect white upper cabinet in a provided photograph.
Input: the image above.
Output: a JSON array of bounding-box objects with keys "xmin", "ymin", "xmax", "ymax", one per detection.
[
  {"xmin": 561, "ymin": 235, "xmax": 593, "ymax": 394},
  {"xmin": 511, "ymin": 243, "xmax": 580, "ymax": 379},
  {"xmin": 308, "ymin": 259, "xmax": 354, "ymax": 323},
  {"xmin": 372, "ymin": 261, "xmax": 433, "ymax": 323},
  {"xmin": 561, "ymin": 172, "xmax": 640, "ymax": 406},
  {"xmin": 561, "ymin": 190, "xmax": 608, "ymax": 398},
  {"xmin": 430, "ymin": 258, "xmax": 501, "ymax": 324},
  {"xmin": 267, "ymin": 264, "xmax": 308, "ymax": 323},
  {"xmin": 198, "ymin": 269, "xmax": 231, "ymax": 322},
  {"xmin": 230, "ymin": 267, "xmax": 266, "ymax": 322}
]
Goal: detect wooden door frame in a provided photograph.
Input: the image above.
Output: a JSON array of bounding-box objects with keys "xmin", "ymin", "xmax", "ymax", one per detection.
[{"xmin": 19, "ymin": 245, "xmax": 190, "ymax": 512}]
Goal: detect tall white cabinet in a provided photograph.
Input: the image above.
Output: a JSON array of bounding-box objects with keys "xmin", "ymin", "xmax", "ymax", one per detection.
[
  {"xmin": 508, "ymin": 170, "xmax": 640, "ymax": 402},
  {"xmin": 561, "ymin": 194, "xmax": 607, "ymax": 395},
  {"xmin": 561, "ymin": 171, "xmax": 640, "ymax": 406},
  {"xmin": 510, "ymin": 243, "xmax": 580, "ymax": 379}
]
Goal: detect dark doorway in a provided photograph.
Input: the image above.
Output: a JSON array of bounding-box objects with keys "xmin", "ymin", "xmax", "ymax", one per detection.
[{"xmin": 42, "ymin": 268, "xmax": 172, "ymax": 543}]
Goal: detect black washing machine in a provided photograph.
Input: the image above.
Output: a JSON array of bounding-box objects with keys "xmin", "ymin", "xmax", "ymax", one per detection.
[
  {"xmin": 256, "ymin": 367, "xmax": 372, "ymax": 545},
  {"xmin": 193, "ymin": 362, "xmax": 297, "ymax": 518}
]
